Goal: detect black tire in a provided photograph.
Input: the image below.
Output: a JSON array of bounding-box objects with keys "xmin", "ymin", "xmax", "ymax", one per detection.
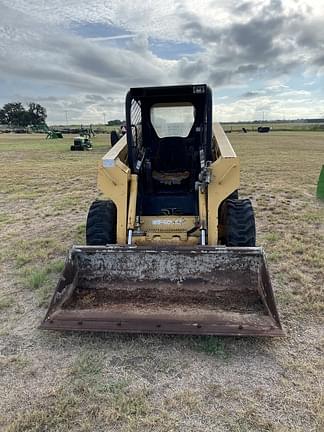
[
  {"xmin": 86, "ymin": 200, "xmax": 117, "ymax": 245},
  {"xmin": 222, "ymin": 199, "xmax": 256, "ymax": 246},
  {"xmin": 70, "ymin": 146, "xmax": 75, "ymax": 151}
]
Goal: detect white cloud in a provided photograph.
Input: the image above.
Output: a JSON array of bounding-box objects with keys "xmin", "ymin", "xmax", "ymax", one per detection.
[
  {"xmin": 215, "ymin": 86, "xmax": 324, "ymax": 121},
  {"xmin": 0, "ymin": 0, "xmax": 324, "ymax": 122}
]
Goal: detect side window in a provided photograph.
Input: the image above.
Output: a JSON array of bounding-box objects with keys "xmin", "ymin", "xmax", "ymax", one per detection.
[{"xmin": 150, "ymin": 103, "xmax": 195, "ymax": 138}]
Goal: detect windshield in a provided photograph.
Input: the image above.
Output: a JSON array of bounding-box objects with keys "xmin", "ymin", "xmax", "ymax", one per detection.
[{"xmin": 150, "ymin": 103, "xmax": 194, "ymax": 138}]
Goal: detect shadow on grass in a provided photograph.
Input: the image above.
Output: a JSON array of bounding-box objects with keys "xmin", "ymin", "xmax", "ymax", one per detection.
[{"xmin": 38, "ymin": 328, "xmax": 278, "ymax": 361}]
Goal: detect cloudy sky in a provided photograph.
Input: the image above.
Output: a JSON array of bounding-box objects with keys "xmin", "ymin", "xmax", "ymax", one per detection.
[{"xmin": 0, "ymin": 0, "xmax": 324, "ymax": 124}]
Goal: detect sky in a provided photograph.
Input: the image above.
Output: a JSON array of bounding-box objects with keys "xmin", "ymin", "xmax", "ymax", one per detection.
[{"xmin": 0, "ymin": 0, "xmax": 324, "ymax": 124}]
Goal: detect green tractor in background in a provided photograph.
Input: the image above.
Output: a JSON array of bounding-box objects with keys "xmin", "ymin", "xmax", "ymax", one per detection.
[
  {"xmin": 70, "ymin": 125, "xmax": 95, "ymax": 151},
  {"xmin": 30, "ymin": 124, "xmax": 64, "ymax": 138},
  {"xmin": 70, "ymin": 135, "xmax": 93, "ymax": 151},
  {"xmin": 46, "ymin": 130, "xmax": 63, "ymax": 139}
]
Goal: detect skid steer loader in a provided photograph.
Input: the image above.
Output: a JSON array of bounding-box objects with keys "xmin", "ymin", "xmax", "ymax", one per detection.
[{"xmin": 41, "ymin": 84, "xmax": 283, "ymax": 336}]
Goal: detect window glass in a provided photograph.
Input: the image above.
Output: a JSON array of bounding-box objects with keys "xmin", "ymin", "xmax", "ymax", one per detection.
[{"xmin": 151, "ymin": 103, "xmax": 194, "ymax": 138}]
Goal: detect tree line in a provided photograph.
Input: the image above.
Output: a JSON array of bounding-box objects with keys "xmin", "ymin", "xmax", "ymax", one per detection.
[{"xmin": 0, "ymin": 102, "xmax": 47, "ymax": 127}]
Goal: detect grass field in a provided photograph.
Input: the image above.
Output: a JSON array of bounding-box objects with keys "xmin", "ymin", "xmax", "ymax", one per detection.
[{"xmin": 0, "ymin": 131, "xmax": 323, "ymax": 432}]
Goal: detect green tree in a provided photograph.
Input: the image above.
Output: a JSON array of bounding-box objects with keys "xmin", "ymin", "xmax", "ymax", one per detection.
[
  {"xmin": 0, "ymin": 109, "xmax": 6, "ymax": 124},
  {"xmin": 0, "ymin": 102, "xmax": 26, "ymax": 126},
  {"xmin": 27, "ymin": 102, "xmax": 47, "ymax": 126},
  {"xmin": 0, "ymin": 102, "xmax": 47, "ymax": 127}
]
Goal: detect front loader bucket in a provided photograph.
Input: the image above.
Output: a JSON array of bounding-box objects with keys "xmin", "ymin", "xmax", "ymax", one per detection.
[{"xmin": 40, "ymin": 246, "xmax": 284, "ymax": 336}]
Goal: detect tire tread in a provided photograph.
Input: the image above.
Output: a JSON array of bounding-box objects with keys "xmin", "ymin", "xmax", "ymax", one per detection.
[
  {"xmin": 86, "ymin": 200, "xmax": 117, "ymax": 245},
  {"xmin": 224, "ymin": 198, "xmax": 256, "ymax": 246}
]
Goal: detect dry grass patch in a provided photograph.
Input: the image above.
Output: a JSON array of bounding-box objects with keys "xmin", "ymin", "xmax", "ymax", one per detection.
[
  {"xmin": 230, "ymin": 132, "xmax": 324, "ymax": 318},
  {"xmin": 0, "ymin": 132, "xmax": 323, "ymax": 432},
  {"xmin": 0, "ymin": 295, "xmax": 14, "ymax": 310}
]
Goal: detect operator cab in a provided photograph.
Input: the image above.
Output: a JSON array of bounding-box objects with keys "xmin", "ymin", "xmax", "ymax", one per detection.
[{"xmin": 126, "ymin": 84, "xmax": 213, "ymax": 216}]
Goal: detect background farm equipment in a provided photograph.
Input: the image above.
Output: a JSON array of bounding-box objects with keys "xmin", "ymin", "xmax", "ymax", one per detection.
[
  {"xmin": 46, "ymin": 130, "xmax": 63, "ymax": 139},
  {"xmin": 70, "ymin": 136, "xmax": 92, "ymax": 151},
  {"xmin": 70, "ymin": 125, "xmax": 95, "ymax": 151}
]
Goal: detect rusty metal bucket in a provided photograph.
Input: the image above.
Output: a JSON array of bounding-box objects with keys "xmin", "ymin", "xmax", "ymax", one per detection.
[{"xmin": 40, "ymin": 246, "xmax": 284, "ymax": 336}]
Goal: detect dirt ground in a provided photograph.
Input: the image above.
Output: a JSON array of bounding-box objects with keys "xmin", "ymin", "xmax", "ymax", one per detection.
[{"xmin": 0, "ymin": 131, "xmax": 323, "ymax": 432}]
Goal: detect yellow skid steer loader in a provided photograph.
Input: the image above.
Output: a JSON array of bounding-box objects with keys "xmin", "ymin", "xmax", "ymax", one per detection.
[{"xmin": 41, "ymin": 85, "xmax": 283, "ymax": 336}]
